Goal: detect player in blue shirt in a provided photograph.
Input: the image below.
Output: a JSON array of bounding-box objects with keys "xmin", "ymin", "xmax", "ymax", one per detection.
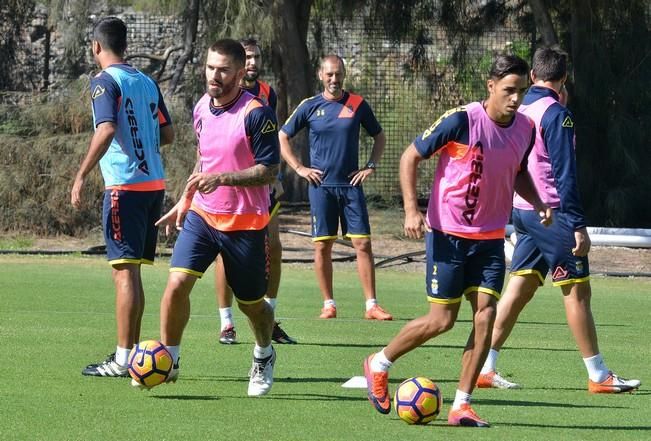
[
  {"xmin": 279, "ymin": 55, "xmax": 392, "ymax": 321},
  {"xmin": 71, "ymin": 17, "xmax": 174, "ymax": 378},
  {"xmin": 477, "ymin": 46, "xmax": 640, "ymax": 393}
]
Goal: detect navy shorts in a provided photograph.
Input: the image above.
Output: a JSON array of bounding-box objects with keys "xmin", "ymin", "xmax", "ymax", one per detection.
[
  {"xmin": 510, "ymin": 208, "xmax": 590, "ymax": 286},
  {"xmin": 425, "ymin": 229, "xmax": 505, "ymax": 304},
  {"xmin": 308, "ymin": 185, "xmax": 371, "ymax": 241},
  {"xmin": 170, "ymin": 210, "xmax": 269, "ymax": 303},
  {"xmin": 102, "ymin": 189, "xmax": 164, "ymax": 265}
]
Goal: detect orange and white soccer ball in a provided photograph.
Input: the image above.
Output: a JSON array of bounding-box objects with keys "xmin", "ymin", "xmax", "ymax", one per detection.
[
  {"xmin": 128, "ymin": 340, "xmax": 173, "ymax": 388},
  {"xmin": 394, "ymin": 377, "xmax": 443, "ymax": 424}
]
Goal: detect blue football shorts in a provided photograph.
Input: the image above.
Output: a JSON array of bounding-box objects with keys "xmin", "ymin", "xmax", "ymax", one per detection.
[
  {"xmin": 510, "ymin": 208, "xmax": 590, "ymax": 286},
  {"xmin": 170, "ymin": 210, "xmax": 269, "ymax": 303},
  {"xmin": 425, "ymin": 229, "xmax": 505, "ymax": 304},
  {"xmin": 102, "ymin": 189, "xmax": 164, "ymax": 266},
  {"xmin": 308, "ymin": 185, "xmax": 371, "ymax": 241}
]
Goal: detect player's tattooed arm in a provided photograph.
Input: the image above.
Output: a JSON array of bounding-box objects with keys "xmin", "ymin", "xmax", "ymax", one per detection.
[{"xmin": 187, "ymin": 163, "xmax": 279, "ymax": 194}]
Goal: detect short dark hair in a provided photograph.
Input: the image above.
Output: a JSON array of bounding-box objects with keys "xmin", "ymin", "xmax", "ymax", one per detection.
[
  {"xmin": 240, "ymin": 37, "xmax": 259, "ymax": 49},
  {"xmin": 532, "ymin": 46, "xmax": 568, "ymax": 82},
  {"xmin": 208, "ymin": 39, "xmax": 246, "ymax": 68},
  {"xmin": 93, "ymin": 17, "xmax": 127, "ymax": 57},
  {"xmin": 489, "ymin": 54, "xmax": 529, "ymax": 80}
]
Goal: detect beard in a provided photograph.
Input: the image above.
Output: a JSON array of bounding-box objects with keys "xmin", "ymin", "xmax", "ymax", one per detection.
[
  {"xmin": 206, "ymin": 77, "xmax": 237, "ymax": 98},
  {"xmin": 243, "ymin": 70, "xmax": 259, "ymax": 82}
]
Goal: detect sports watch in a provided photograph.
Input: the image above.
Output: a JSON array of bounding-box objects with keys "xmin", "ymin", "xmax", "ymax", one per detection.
[{"xmin": 365, "ymin": 161, "xmax": 377, "ymax": 170}]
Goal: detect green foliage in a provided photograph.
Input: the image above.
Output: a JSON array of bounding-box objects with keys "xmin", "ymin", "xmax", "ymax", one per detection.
[
  {"xmin": 107, "ymin": 0, "xmax": 184, "ymax": 15},
  {"xmin": 0, "ymin": 88, "xmax": 197, "ymax": 234},
  {"xmin": 2, "ymin": 254, "xmax": 650, "ymax": 440},
  {"xmin": 0, "ymin": 235, "xmax": 34, "ymax": 249}
]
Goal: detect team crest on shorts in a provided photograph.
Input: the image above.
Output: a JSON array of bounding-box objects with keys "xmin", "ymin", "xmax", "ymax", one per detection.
[
  {"xmin": 575, "ymin": 260, "xmax": 584, "ymax": 274},
  {"xmin": 430, "ymin": 265, "xmax": 438, "ymax": 294},
  {"xmin": 552, "ymin": 265, "xmax": 569, "ymax": 281}
]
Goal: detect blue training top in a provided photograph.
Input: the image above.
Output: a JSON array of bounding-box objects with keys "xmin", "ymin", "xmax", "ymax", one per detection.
[
  {"xmin": 91, "ymin": 64, "xmax": 170, "ymax": 187},
  {"xmin": 280, "ymin": 91, "xmax": 382, "ymax": 186}
]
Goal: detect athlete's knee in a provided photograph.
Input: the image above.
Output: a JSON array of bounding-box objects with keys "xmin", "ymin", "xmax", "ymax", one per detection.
[
  {"xmin": 314, "ymin": 240, "xmax": 334, "ymax": 255},
  {"xmin": 474, "ymin": 303, "xmax": 497, "ymax": 327},
  {"xmin": 352, "ymin": 237, "xmax": 372, "ymax": 253},
  {"xmin": 423, "ymin": 310, "xmax": 456, "ymax": 335},
  {"xmin": 563, "ymin": 281, "xmax": 592, "ymax": 303},
  {"xmin": 165, "ymin": 272, "xmax": 195, "ymax": 297},
  {"xmin": 238, "ymin": 298, "xmax": 269, "ymax": 316}
]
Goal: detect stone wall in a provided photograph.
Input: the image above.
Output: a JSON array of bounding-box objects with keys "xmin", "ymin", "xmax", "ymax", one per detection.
[{"xmin": 3, "ymin": 4, "xmax": 189, "ymax": 93}]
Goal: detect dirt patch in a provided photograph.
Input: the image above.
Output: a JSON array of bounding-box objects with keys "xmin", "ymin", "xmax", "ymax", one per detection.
[
  {"xmin": 276, "ymin": 208, "xmax": 651, "ymax": 276},
  {"xmin": 4, "ymin": 207, "xmax": 651, "ymax": 276}
]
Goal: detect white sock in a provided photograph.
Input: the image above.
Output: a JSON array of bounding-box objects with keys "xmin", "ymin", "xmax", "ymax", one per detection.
[
  {"xmin": 370, "ymin": 349, "xmax": 393, "ymax": 372},
  {"xmin": 583, "ymin": 353, "xmax": 609, "ymax": 383},
  {"xmin": 265, "ymin": 297, "xmax": 277, "ymax": 311},
  {"xmin": 324, "ymin": 299, "xmax": 336, "ymax": 308},
  {"xmin": 219, "ymin": 307, "xmax": 234, "ymax": 330},
  {"xmin": 452, "ymin": 389, "xmax": 472, "ymax": 410},
  {"xmin": 365, "ymin": 299, "xmax": 378, "ymax": 311},
  {"xmin": 115, "ymin": 346, "xmax": 131, "ymax": 367},
  {"xmin": 165, "ymin": 345, "xmax": 180, "ymax": 365},
  {"xmin": 481, "ymin": 349, "xmax": 499, "ymax": 374},
  {"xmin": 254, "ymin": 344, "xmax": 273, "ymax": 360}
]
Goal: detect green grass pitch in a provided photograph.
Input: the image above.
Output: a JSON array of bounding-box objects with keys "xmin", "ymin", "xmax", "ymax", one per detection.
[{"xmin": 1, "ymin": 254, "xmax": 649, "ymax": 441}]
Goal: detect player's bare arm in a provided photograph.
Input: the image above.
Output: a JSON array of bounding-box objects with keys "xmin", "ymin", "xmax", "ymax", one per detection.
[
  {"xmin": 349, "ymin": 130, "xmax": 385, "ymax": 186},
  {"xmin": 400, "ymin": 143, "xmax": 429, "ymax": 239},
  {"xmin": 70, "ymin": 122, "xmax": 116, "ymax": 209},
  {"xmin": 187, "ymin": 163, "xmax": 279, "ymax": 194},
  {"xmin": 514, "ymin": 170, "xmax": 552, "ymax": 226},
  {"xmin": 573, "ymin": 227, "xmax": 591, "ymax": 256},
  {"xmin": 278, "ymin": 130, "xmax": 323, "ymax": 185}
]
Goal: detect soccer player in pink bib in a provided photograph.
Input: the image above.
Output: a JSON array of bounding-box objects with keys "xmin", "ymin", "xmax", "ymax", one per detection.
[
  {"xmin": 214, "ymin": 37, "xmax": 295, "ymax": 346},
  {"xmin": 364, "ymin": 55, "xmax": 552, "ymax": 427},
  {"xmin": 477, "ymin": 46, "xmax": 640, "ymax": 393},
  {"xmin": 151, "ymin": 39, "xmax": 279, "ymax": 396}
]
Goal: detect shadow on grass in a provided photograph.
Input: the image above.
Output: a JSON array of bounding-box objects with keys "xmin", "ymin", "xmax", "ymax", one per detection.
[
  {"xmin": 270, "ymin": 341, "xmax": 577, "ymax": 352},
  {"xmin": 451, "ymin": 318, "xmax": 628, "ymax": 328},
  {"xmin": 153, "ymin": 395, "xmax": 220, "ymax": 401},
  {"xmin": 475, "ymin": 397, "xmax": 627, "ymax": 409},
  {"xmin": 294, "ymin": 341, "xmax": 466, "ymax": 350},
  {"xmin": 168, "ymin": 375, "xmax": 457, "ymax": 386},
  {"xmin": 496, "ymin": 422, "xmax": 651, "ymax": 431},
  {"xmin": 154, "ymin": 393, "xmax": 367, "ymax": 401}
]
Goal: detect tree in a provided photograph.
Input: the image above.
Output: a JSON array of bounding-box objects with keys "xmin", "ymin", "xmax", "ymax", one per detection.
[
  {"xmin": 268, "ymin": 0, "xmax": 315, "ymax": 201},
  {"xmin": 167, "ymin": 0, "xmax": 200, "ymax": 94},
  {"xmin": 527, "ymin": 0, "xmax": 558, "ymax": 45},
  {"xmin": 567, "ymin": 0, "xmax": 651, "ymax": 226}
]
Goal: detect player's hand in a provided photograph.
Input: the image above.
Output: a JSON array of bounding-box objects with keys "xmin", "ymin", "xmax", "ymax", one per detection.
[
  {"xmin": 70, "ymin": 177, "xmax": 84, "ymax": 209},
  {"xmin": 348, "ymin": 168, "xmax": 374, "ymax": 186},
  {"xmin": 403, "ymin": 210, "xmax": 430, "ymax": 239},
  {"xmin": 187, "ymin": 172, "xmax": 220, "ymax": 194},
  {"xmin": 537, "ymin": 206, "xmax": 553, "ymax": 227},
  {"xmin": 295, "ymin": 166, "xmax": 323, "ymax": 186},
  {"xmin": 155, "ymin": 196, "xmax": 192, "ymax": 235},
  {"xmin": 572, "ymin": 227, "xmax": 591, "ymax": 256}
]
